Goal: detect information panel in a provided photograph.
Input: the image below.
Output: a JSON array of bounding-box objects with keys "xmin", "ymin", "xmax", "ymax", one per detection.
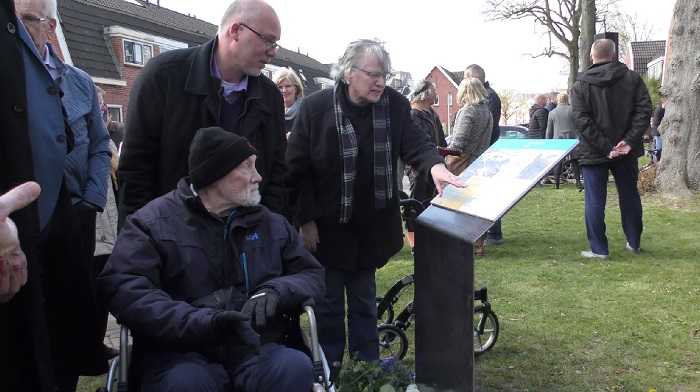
[{"xmin": 431, "ymin": 139, "xmax": 579, "ymax": 222}]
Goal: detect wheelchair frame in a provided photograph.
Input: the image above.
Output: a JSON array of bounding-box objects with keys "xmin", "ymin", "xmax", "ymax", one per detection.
[
  {"xmin": 100, "ymin": 306, "xmax": 336, "ymax": 392},
  {"xmin": 374, "ymin": 193, "xmax": 500, "ymax": 360}
]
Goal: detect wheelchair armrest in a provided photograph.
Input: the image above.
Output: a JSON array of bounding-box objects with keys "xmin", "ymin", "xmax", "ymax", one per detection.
[
  {"xmin": 300, "ymin": 298, "xmax": 316, "ymax": 308},
  {"xmin": 438, "ymin": 146, "xmax": 462, "ymax": 157}
]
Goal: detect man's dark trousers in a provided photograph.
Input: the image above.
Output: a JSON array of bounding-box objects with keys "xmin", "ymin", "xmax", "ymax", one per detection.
[
  {"xmin": 40, "ymin": 183, "xmax": 106, "ymax": 391},
  {"xmin": 316, "ymin": 265, "xmax": 378, "ymax": 363},
  {"xmin": 581, "ymin": 157, "xmax": 643, "ymax": 255},
  {"xmin": 141, "ymin": 344, "xmax": 314, "ymax": 391}
]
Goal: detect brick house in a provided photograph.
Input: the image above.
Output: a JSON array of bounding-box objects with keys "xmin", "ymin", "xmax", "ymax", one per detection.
[
  {"xmin": 624, "ymin": 40, "xmax": 666, "ymax": 79},
  {"xmin": 52, "ymin": 0, "xmax": 332, "ymax": 122},
  {"xmin": 421, "ymin": 66, "xmax": 461, "ymax": 136}
]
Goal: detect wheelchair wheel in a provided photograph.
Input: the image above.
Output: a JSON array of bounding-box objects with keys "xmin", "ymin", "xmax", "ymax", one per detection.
[
  {"xmin": 376, "ymin": 297, "xmax": 395, "ymax": 324},
  {"xmin": 473, "ymin": 306, "xmax": 499, "ymax": 356},
  {"xmin": 378, "ymin": 324, "xmax": 408, "ymax": 360}
]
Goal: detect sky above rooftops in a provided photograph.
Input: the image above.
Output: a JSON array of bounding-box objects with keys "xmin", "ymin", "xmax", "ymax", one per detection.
[{"xmin": 159, "ymin": 0, "xmax": 674, "ymax": 93}]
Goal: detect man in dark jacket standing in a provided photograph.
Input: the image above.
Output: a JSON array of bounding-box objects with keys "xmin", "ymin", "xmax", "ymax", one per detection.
[
  {"xmin": 572, "ymin": 38, "xmax": 652, "ymax": 259},
  {"xmin": 286, "ymin": 39, "xmax": 464, "ymax": 365},
  {"xmin": 101, "ymin": 127, "xmax": 325, "ymax": 392},
  {"xmin": 464, "ymin": 64, "xmax": 501, "ymax": 145},
  {"xmin": 118, "ymin": 0, "xmax": 287, "ymax": 227},
  {"xmin": 3, "ymin": 1, "xmax": 108, "ymax": 390},
  {"xmin": 464, "ymin": 64, "xmax": 505, "ymax": 245},
  {"xmin": 528, "ymin": 94, "xmax": 549, "ymax": 139}
]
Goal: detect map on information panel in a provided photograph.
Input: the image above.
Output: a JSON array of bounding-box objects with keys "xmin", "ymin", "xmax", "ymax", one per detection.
[{"xmin": 431, "ymin": 139, "xmax": 579, "ymax": 222}]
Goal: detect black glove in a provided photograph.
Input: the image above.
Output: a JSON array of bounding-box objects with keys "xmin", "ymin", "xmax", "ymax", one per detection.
[
  {"xmin": 241, "ymin": 288, "xmax": 280, "ymax": 328},
  {"xmin": 211, "ymin": 310, "xmax": 260, "ymax": 355}
]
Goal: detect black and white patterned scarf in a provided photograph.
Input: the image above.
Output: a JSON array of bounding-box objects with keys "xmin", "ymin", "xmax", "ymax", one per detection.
[{"xmin": 334, "ymin": 84, "xmax": 393, "ymax": 223}]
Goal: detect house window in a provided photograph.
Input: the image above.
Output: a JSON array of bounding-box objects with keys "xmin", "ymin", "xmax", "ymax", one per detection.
[
  {"xmin": 108, "ymin": 107, "xmax": 122, "ymax": 122},
  {"xmin": 434, "ymin": 95, "xmax": 440, "ymax": 106},
  {"xmin": 124, "ymin": 40, "xmax": 153, "ymax": 66}
]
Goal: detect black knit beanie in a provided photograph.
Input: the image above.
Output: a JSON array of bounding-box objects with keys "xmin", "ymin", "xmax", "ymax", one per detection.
[{"xmin": 188, "ymin": 127, "xmax": 258, "ymax": 190}]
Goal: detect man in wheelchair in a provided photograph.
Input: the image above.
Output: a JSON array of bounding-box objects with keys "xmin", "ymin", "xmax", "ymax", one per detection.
[{"xmin": 99, "ymin": 127, "xmax": 325, "ymax": 391}]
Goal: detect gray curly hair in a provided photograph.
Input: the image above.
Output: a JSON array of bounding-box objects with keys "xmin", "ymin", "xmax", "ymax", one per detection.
[
  {"xmin": 330, "ymin": 39, "xmax": 392, "ymax": 84},
  {"xmin": 407, "ymin": 80, "xmax": 435, "ymax": 104}
]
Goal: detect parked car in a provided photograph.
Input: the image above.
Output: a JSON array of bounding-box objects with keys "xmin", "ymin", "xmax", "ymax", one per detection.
[
  {"xmin": 445, "ymin": 124, "xmax": 580, "ymax": 182},
  {"xmin": 499, "ymin": 125, "xmax": 528, "ymax": 139},
  {"xmin": 445, "ymin": 124, "xmax": 528, "ymax": 145}
]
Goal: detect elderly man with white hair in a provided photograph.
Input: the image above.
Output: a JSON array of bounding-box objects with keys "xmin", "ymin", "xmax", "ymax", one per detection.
[{"xmin": 101, "ymin": 127, "xmax": 325, "ymax": 392}]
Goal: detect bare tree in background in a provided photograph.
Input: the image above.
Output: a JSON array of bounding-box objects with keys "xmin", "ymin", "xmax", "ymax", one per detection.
[
  {"xmin": 605, "ymin": 11, "xmax": 657, "ymax": 62},
  {"xmin": 484, "ymin": 0, "xmax": 618, "ymax": 90},
  {"xmin": 499, "ymin": 89, "xmax": 525, "ymax": 124},
  {"xmin": 656, "ymin": 0, "xmax": 699, "ymax": 197}
]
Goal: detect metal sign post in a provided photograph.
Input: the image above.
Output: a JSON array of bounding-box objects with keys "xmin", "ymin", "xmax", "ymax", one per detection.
[{"xmin": 413, "ymin": 205, "xmax": 491, "ymax": 392}]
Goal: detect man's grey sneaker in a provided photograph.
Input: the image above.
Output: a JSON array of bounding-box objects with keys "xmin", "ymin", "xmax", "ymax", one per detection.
[
  {"xmin": 580, "ymin": 250, "xmax": 610, "ymax": 260},
  {"xmin": 484, "ymin": 238, "xmax": 504, "ymax": 246},
  {"xmin": 626, "ymin": 242, "xmax": 640, "ymax": 254}
]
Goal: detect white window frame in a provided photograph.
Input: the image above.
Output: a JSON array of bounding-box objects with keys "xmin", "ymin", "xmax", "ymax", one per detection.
[
  {"xmin": 107, "ymin": 105, "xmax": 123, "ymax": 122},
  {"xmin": 123, "ymin": 40, "xmax": 153, "ymax": 66}
]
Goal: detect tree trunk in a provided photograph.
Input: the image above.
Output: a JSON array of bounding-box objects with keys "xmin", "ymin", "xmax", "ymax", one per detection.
[
  {"xmin": 579, "ymin": 0, "xmax": 596, "ymax": 73},
  {"xmin": 656, "ymin": 0, "xmax": 700, "ymax": 197},
  {"xmin": 568, "ymin": 4, "xmax": 582, "ymax": 91}
]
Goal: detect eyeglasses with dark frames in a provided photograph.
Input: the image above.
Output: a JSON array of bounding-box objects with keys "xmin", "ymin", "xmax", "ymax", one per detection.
[
  {"xmin": 352, "ymin": 66, "xmax": 394, "ymax": 81},
  {"xmin": 238, "ymin": 22, "xmax": 279, "ymax": 51},
  {"xmin": 18, "ymin": 15, "xmax": 48, "ymax": 24}
]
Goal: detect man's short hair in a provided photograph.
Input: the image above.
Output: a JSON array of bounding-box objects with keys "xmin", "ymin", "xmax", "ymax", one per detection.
[
  {"xmin": 16, "ymin": 0, "xmax": 57, "ymax": 19},
  {"xmin": 218, "ymin": 0, "xmax": 254, "ymax": 36},
  {"xmin": 591, "ymin": 39, "xmax": 616, "ymax": 62},
  {"xmin": 464, "ymin": 64, "xmax": 486, "ymax": 83}
]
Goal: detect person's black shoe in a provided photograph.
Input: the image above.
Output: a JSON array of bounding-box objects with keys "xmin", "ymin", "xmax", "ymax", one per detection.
[{"xmin": 104, "ymin": 344, "xmax": 119, "ymax": 360}]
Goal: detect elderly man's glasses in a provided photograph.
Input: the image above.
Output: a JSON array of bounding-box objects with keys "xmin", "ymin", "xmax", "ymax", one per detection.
[
  {"xmin": 18, "ymin": 15, "xmax": 48, "ymax": 24},
  {"xmin": 238, "ymin": 22, "xmax": 279, "ymax": 51},
  {"xmin": 352, "ymin": 66, "xmax": 394, "ymax": 81}
]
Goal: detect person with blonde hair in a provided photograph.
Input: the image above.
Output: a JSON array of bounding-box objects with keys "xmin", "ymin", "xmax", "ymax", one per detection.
[
  {"xmin": 273, "ymin": 68, "xmax": 304, "ymax": 133},
  {"xmin": 448, "ymin": 78, "xmax": 493, "ymax": 168},
  {"xmin": 447, "ymin": 77, "xmax": 493, "ymax": 256}
]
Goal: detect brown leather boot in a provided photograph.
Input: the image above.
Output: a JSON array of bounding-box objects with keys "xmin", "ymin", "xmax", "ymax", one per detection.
[{"xmin": 474, "ymin": 235, "xmax": 486, "ymax": 257}]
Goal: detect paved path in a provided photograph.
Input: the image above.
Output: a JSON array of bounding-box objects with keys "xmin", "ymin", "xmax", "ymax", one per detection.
[{"xmin": 104, "ymin": 313, "xmax": 121, "ymax": 349}]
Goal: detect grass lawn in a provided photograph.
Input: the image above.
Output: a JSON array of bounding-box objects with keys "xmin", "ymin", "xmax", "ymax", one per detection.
[
  {"xmin": 79, "ymin": 180, "xmax": 700, "ymax": 392},
  {"xmin": 376, "ymin": 182, "xmax": 700, "ymax": 392}
]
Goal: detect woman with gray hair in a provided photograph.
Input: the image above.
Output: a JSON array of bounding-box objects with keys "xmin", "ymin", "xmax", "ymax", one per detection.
[
  {"xmin": 273, "ymin": 68, "xmax": 304, "ymax": 134},
  {"xmin": 406, "ymin": 80, "xmax": 446, "ymax": 202},
  {"xmin": 286, "ymin": 38, "xmax": 464, "ymax": 365}
]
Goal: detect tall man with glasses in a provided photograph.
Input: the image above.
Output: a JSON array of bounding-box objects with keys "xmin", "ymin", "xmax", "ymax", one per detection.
[
  {"xmin": 118, "ymin": 0, "xmax": 287, "ymax": 227},
  {"xmin": 0, "ymin": 0, "xmax": 108, "ymax": 391},
  {"xmin": 286, "ymin": 39, "xmax": 464, "ymax": 365}
]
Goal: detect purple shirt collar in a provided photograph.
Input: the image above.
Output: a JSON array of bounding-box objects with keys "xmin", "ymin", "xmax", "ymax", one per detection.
[
  {"xmin": 43, "ymin": 44, "xmax": 60, "ymax": 80},
  {"xmin": 212, "ymin": 55, "xmax": 248, "ymax": 102}
]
